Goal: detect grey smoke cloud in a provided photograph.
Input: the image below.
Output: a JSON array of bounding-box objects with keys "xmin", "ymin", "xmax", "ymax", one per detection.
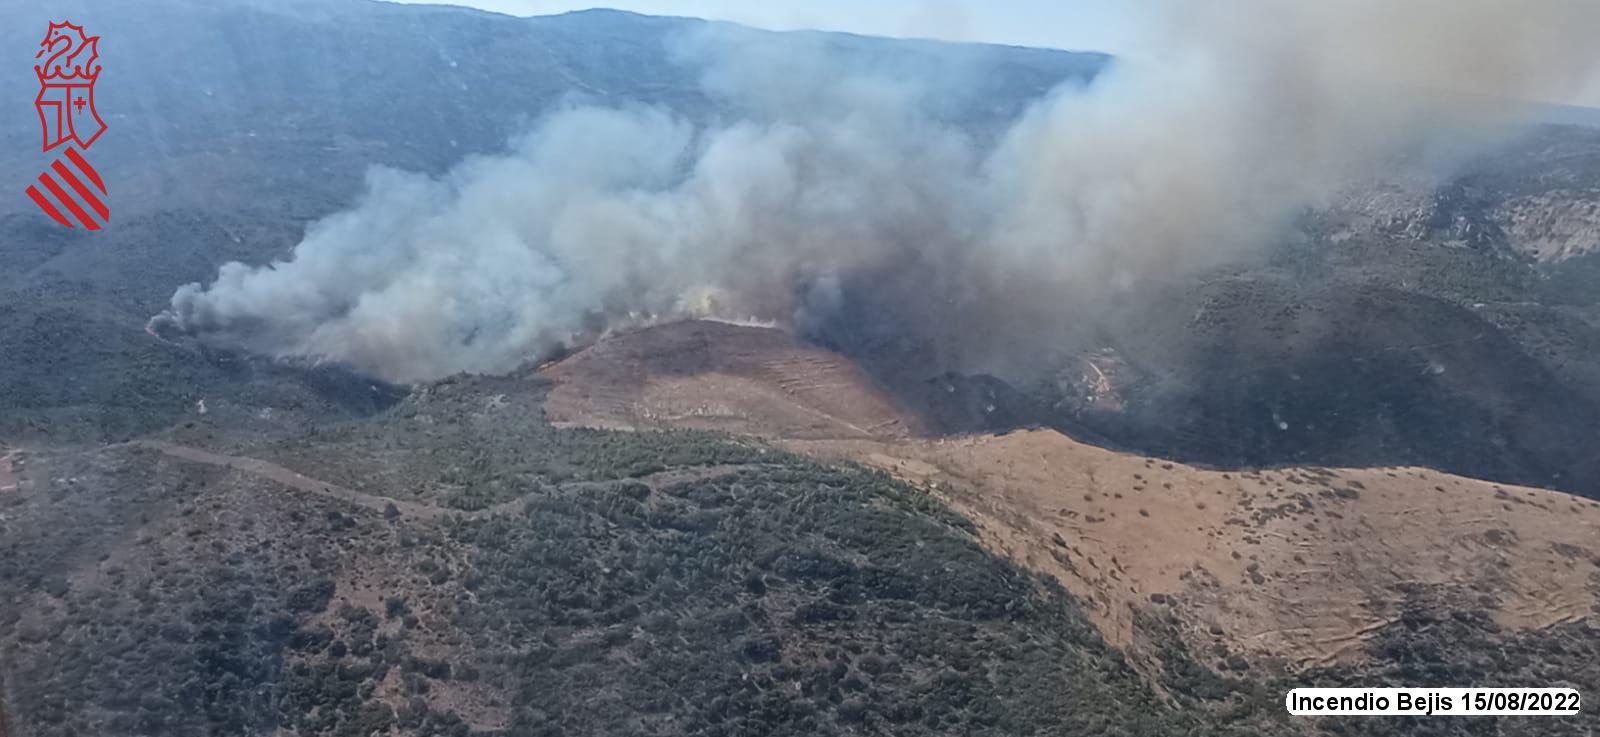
[{"xmin": 155, "ymin": 0, "xmax": 1600, "ymax": 383}]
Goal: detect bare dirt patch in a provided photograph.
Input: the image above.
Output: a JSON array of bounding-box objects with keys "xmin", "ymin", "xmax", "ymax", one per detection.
[{"xmin": 541, "ymin": 320, "xmax": 923, "ymax": 440}]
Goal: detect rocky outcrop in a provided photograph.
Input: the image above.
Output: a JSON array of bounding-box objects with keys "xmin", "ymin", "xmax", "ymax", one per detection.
[
  {"xmin": 1324, "ymin": 128, "xmax": 1600, "ymax": 261},
  {"xmin": 1494, "ymin": 190, "xmax": 1600, "ymax": 261}
]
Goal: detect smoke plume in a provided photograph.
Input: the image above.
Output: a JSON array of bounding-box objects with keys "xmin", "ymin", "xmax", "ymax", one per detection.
[{"xmin": 154, "ymin": 0, "xmax": 1600, "ymax": 383}]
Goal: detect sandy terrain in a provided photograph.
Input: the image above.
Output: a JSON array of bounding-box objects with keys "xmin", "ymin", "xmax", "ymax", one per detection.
[{"xmin": 540, "ymin": 320, "xmax": 1600, "ymax": 669}]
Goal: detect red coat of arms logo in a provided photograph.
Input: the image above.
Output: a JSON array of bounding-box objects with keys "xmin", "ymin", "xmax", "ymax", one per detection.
[
  {"xmin": 25, "ymin": 20, "xmax": 109, "ymax": 230},
  {"xmin": 35, "ymin": 21, "xmax": 106, "ymax": 151}
]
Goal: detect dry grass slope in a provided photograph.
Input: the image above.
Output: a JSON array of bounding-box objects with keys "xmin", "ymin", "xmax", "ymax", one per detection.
[
  {"xmin": 794, "ymin": 431, "xmax": 1600, "ymax": 670},
  {"xmin": 545, "ymin": 320, "xmax": 1600, "ymax": 672}
]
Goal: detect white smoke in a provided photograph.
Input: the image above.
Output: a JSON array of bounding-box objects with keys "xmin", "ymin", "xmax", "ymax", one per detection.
[{"xmin": 154, "ymin": 0, "xmax": 1600, "ymax": 383}]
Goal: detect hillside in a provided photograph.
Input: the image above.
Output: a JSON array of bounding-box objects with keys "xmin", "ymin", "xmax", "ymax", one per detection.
[
  {"xmin": 541, "ymin": 320, "xmax": 924, "ymax": 439},
  {"xmin": 0, "ymin": 376, "xmax": 1197, "ymax": 737},
  {"xmin": 4, "ymin": 0, "xmax": 1598, "ymax": 496},
  {"xmin": 6, "ymin": 321, "xmax": 1598, "ymax": 736},
  {"xmin": 3, "ymin": 1, "xmax": 1600, "ymax": 735},
  {"xmin": 541, "ymin": 321, "xmax": 1600, "ymax": 679},
  {"xmin": 0, "ymin": 0, "xmax": 1103, "ymax": 447},
  {"xmin": 1029, "ymin": 272, "xmax": 1600, "ymax": 496},
  {"xmin": 1325, "ymin": 127, "xmax": 1600, "ymax": 262}
]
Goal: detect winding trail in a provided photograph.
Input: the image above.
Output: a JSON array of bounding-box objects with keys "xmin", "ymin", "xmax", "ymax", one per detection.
[
  {"xmin": 130, "ymin": 440, "xmax": 757, "ymax": 521},
  {"xmin": 133, "ymin": 440, "xmax": 450, "ymax": 520}
]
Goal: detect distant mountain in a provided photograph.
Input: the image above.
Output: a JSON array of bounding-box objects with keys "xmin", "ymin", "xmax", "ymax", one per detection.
[
  {"xmin": 1534, "ymin": 101, "xmax": 1600, "ymax": 128},
  {"xmin": 0, "ymin": 0, "xmax": 1104, "ymax": 443},
  {"xmin": 4, "ymin": 3, "xmax": 1600, "ymax": 737},
  {"xmin": 0, "ymin": 0, "xmax": 1104, "ymax": 218},
  {"xmin": 2, "ymin": 0, "xmax": 1596, "ymax": 495}
]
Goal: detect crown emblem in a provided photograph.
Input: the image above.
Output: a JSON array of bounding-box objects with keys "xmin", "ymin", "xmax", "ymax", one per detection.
[
  {"xmin": 26, "ymin": 19, "xmax": 111, "ymax": 229},
  {"xmin": 35, "ymin": 21, "xmax": 100, "ymax": 84}
]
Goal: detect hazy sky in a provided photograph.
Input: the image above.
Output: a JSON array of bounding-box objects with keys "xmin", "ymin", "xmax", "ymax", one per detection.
[
  {"xmin": 389, "ymin": 0, "xmax": 1140, "ymax": 53},
  {"xmin": 384, "ymin": 1, "xmax": 1600, "ymax": 108}
]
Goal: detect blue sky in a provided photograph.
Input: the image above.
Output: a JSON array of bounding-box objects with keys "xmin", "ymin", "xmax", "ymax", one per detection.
[{"xmin": 389, "ymin": 0, "xmax": 1140, "ymax": 54}]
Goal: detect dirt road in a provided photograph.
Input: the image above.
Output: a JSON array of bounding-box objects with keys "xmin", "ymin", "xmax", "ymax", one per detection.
[
  {"xmin": 132, "ymin": 440, "xmax": 450, "ymax": 520},
  {"xmin": 131, "ymin": 440, "xmax": 755, "ymax": 522}
]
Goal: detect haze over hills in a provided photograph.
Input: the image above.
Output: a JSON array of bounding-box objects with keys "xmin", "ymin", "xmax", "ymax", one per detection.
[
  {"xmin": 2, "ymin": 1, "xmax": 1600, "ymax": 736},
  {"xmin": 0, "ymin": 0, "xmax": 1099, "ymax": 441},
  {"xmin": 6, "ymin": 0, "xmax": 1600, "ymax": 495},
  {"xmin": 0, "ymin": 0, "xmax": 1080, "ymax": 444}
]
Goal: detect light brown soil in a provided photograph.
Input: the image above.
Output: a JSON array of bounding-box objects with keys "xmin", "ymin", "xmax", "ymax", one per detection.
[
  {"xmin": 541, "ymin": 320, "xmax": 1600, "ymax": 670},
  {"xmin": 541, "ymin": 320, "xmax": 923, "ymax": 440},
  {"xmin": 793, "ymin": 432, "xmax": 1600, "ymax": 668}
]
